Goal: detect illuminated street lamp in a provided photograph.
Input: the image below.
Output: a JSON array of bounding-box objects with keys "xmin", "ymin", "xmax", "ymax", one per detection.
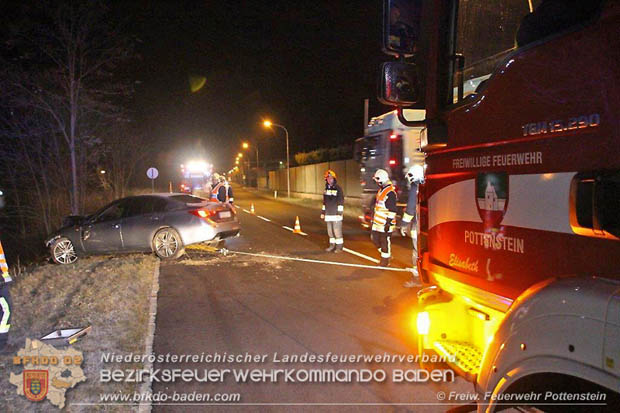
[
  {"xmin": 242, "ymin": 141, "xmax": 259, "ymax": 169},
  {"xmin": 238, "ymin": 153, "xmax": 243, "ymax": 158},
  {"xmin": 263, "ymin": 119, "xmax": 290, "ymax": 198}
]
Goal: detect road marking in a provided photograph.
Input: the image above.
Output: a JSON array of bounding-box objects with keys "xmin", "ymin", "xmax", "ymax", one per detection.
[
  {"xmin": 242, "ymin": 208, "xmax": 251, "ymax": 213},
  {"xmin": 221, "ymin": 249, "xmax": 413, "ymax": 273},
  {"xmin": 342, "ymin": 247, "xmax": 380, "ymax": 264},
  {"xmin": 257, "ymin": 215, "xmax": 271, "ymax": 222},
  {"xmin": 282, "ymin": 226, "xmax": 307, "ymax": 236}
]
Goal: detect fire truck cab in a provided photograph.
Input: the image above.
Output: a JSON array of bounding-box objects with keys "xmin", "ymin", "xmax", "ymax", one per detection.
[{"xmin": 378, "ymin": 0, "xmax": 620, "ymax": 410}]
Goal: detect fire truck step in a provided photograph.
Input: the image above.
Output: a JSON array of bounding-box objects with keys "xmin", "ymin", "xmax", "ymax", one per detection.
[{"xmin": 434, "ymin": 340, "xmax": 483, "ymax": 379}]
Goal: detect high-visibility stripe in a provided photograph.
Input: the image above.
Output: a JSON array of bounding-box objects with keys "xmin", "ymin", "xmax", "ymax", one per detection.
[
  {"xmin": 372, "ymin": 184, "xmax": 396, "ymax": 231},
  {"xmin": 324, "ymin": 215, "xmax": 343, "ymax": 222},
  {"xmin": 337, "ymin": 205, "xmax": 344, "ymax": 212},
  {"xmin": 0, "ymin": 297, "xmax": 10, "ymax": 333},
  {"xmin": 381, "ymin": 251, "xmax": 391, "ymax": 258},
  {"xmin": 329, "ymin": 238, "xmax": 336, "ymax": 243},
  {"xmin": 334, "ymin": 238, "xmax": 344, "ymax": 245}
]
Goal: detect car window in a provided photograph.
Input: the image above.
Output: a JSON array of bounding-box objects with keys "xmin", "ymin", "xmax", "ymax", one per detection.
[
  {"xmin": 95, "ymin": 201, "xmax": 126, "ymax": 222},
  {"xmin": 152, "ymin": 197, "xmax": 169, "ymax": 212}
]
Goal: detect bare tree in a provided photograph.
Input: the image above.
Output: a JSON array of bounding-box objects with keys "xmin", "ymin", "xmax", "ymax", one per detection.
[{"xmin": 3, "ymin": 1, "xmax": 134, "ymax": 215}]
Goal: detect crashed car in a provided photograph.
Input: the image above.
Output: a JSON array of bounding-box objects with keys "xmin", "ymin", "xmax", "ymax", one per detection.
[{"xmin": 45, "ymin": 193, "xmax": 239, "ymax": 264}]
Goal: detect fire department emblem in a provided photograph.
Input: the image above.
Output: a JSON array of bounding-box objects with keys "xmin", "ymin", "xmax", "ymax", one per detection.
[
  {"xmin": 23, "ymin": 370, "xmax": 48, "ymax": 402},
  {"xmin": 476, "ymin": 172, "xmax": 508, "ymax": 229}
]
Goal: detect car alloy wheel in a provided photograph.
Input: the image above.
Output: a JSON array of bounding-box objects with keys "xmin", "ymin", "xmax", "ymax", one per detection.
[
  {"xmin": 53, "ymin": 239, "xmax": 78, "ymax": 264},
  {"xmin": 153, "ymin": 228, "xmax": 184, "ymax": 259}
]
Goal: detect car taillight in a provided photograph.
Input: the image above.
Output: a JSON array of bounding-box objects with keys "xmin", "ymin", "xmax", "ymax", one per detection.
[{"xmin": 189, "ymin": 209, "xmax": 217, "ymax": 224}]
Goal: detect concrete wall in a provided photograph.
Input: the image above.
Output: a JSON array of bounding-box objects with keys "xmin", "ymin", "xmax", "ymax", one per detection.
[{"xmin": 267, "ymin": 159, "xmax": 361, "ymax": 198}]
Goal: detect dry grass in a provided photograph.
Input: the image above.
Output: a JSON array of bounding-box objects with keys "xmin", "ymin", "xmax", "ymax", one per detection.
[{"xmin": 0, "ymin": 254, "xmax": 158, "ymax": 412}]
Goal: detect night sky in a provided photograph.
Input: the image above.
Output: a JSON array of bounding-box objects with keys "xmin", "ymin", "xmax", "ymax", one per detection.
[{"xmin": 121, "ymin": 1, "xmax": 392, "ymax": 172}]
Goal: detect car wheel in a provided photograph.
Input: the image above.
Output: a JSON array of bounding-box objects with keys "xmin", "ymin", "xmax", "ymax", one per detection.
[
  {"xmin": 153, "ymin": 228, "xmax": 185, "ymax": 260},
  {"xmin": 51, "ymin": 237, "xmax": 79, "ymax": 265}
]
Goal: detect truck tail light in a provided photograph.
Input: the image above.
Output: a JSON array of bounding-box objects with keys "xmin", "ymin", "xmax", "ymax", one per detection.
[{"xmin": 389, "ymin": 159, "xmax": 397, "ymax": 165}]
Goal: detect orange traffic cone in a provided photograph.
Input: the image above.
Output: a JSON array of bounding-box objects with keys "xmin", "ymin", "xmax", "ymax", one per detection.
[
  {"xmin": 293, "ymin": 216, "xmax": 303, "ymax": 234},
  {"xmin": 250, "ymin": 203, "xmax": 255, "ymax": 214}
]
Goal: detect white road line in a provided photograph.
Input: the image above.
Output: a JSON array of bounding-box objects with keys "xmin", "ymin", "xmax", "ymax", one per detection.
[
  {"xmin": 223, "ymin": 249, "xmax": 412, "ymax": 273},
  {"xmin": 257, "ymin": 216, "xmax": 271, "ymax": 222},
  {"xmin": 342, "ymin": 247, "xmax": 380, "ymax": 264},
  {"xmin": 242, "ymin": 209, "xmax": 251, "ymax": 213},
  {"xmin": 281, "ymin": 226, "xmax": 307, "ymax": 236}
]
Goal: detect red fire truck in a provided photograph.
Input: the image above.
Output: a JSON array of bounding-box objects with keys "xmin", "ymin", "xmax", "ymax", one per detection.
[{"xmin": 379, "ymin": 0, "xmax": 620, "ymax": 410}]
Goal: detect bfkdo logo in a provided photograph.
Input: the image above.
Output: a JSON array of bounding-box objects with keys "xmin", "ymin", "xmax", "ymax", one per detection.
[
  {"xmin": 24, "ymin": 370, "xmax": 49, "ymax": 402},
  {"xmin": 476, "ymin": 172, "xmax": 508, "ymax": 230},
  {"xmin": 9, "ymin": 339, "xmax": 86, "ymax": 409}
]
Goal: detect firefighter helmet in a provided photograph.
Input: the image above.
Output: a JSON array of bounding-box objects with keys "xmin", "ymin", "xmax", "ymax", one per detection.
[
  {"xmin": 373, "ymin": 169, "xmax": 390, "ymax": 186},
  {"xmin": 406, "ymin": 164, "xmax": 425, "ymax": 184},
  {"xmin": 324, "ymin": 169, "xmax": 337, "ymax": 180}
]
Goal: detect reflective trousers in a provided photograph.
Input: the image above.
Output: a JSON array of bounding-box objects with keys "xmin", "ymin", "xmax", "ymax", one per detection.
[
  {"xmin": 0, "ymin": 285, "xmax": 11, "ymax": 349},
  {"xmin": 371, "ymin": 230, "xmax": 392, "ymax": 259},
  {"xmin": 326, "ymin": 221, "xmax": 343, "ymax": 245}
]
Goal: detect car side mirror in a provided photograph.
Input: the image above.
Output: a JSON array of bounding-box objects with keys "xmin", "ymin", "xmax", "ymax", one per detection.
[{"xmin": 378, "ymin": 61, "xmax": 420, "ymax": 106}]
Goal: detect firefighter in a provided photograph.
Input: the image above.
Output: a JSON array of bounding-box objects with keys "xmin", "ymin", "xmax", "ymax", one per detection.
[
  {"xmin": 0, "ymin": 240, "xmax": 12, "ymax": 352},
  {"xmin": 321, "ymin": 170, "xmax": 344, "ymax": 253},
  {"xmin": 371, "ymin": 169, "xmax": 398, "ymax": 267},
  {"xmin": 222, "ymin": 175, "xmax": 234, "ymax": 204},
  {"xmin": 401, "ymin": 164, "xmax": 425, "ymax": 287},
  {"xmin": 210, "ymin": 174, "xmax": 229, "ymax": 203}
]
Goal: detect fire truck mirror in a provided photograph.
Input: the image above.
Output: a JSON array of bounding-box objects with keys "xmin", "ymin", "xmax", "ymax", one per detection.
[
  {"xmin": 378, "ymin": 61, "xmax": 419, "ymax": 106},
  {"xmin": 382, "ymin": 0, "xmax": 422, "ymax": 57}
]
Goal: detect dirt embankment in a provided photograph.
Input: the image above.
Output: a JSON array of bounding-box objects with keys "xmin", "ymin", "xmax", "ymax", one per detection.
[{"xmin": 0, "ymin": 254, "xmax": 158, "ymax": 412}]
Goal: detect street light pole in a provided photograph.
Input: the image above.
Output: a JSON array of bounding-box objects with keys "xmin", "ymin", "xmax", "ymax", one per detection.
[
  {"xmin": 273, "ymin": 124, "xmax": 290, "ymax": 198},
  {"xmin": 263, "ymin": 121, "xmax": 290, "ymax": 198}
]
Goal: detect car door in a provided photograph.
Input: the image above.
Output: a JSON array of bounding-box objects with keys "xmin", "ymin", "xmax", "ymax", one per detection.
[
  {"xmin": 121, "ymin": 196, "xmax": 167, "ymax": 250},
  {"xmin": 81, "ymin": 200, "xmax": 126, "ymax": 253}
]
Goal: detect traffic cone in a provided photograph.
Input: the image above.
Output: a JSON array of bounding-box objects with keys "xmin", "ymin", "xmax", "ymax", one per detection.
[
  {"xmin": 250, "ymin": 203, "xmax": 255, "ymax": 214},
  {"xmin": 293, "ymin": 216, "xmax": 303, "ymax": 234}
]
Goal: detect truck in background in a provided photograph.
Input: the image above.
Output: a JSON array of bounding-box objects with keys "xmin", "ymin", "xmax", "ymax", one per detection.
[
  {"xmin": 378, "ymin": 0, "xmax": 620, "ymax": 410},
  {"xmin": 354, "ymin": 109, "xmax": 425, "ymax": 228}
]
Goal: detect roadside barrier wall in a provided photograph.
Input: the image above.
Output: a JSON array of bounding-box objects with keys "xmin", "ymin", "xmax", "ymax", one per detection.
[{"xmin": 266, "ymin": 159, "xmax": 361, "ymax": 199}]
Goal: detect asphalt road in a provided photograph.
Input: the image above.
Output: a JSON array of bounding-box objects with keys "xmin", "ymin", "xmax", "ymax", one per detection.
[{"xmin": 152, "ymin": 186, "xmax": 472, "ymax": 412}]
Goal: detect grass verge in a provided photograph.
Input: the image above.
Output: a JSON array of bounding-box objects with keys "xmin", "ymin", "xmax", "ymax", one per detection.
[{"xmin": 0, "ymin": 254, "xmax": 158, "ymax": 412}]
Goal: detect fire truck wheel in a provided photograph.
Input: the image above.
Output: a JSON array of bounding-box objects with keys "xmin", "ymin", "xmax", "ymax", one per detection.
[{"xmin": 153, "ymin": 228, "xmax": 185, "ymax": 260}]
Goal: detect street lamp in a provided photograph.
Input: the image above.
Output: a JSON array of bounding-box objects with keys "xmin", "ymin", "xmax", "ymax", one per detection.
[
  {"xmin": 263, "ymin": 119, "xmax": 290, "ymax": 198},
  {"xmin": 242, "ymin": 141, "xmax": 259, "ymax": 169}
]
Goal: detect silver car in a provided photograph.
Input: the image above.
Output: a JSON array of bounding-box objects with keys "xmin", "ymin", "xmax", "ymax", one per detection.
[{"xmin": 45, "ymin": 193, "xmax": 240, "ymax": 264}]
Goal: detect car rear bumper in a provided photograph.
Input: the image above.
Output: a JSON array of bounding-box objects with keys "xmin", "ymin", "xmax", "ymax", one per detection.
[{"xmin": 178, "ymin": 219, "xmax": 240, "ymax": 246}]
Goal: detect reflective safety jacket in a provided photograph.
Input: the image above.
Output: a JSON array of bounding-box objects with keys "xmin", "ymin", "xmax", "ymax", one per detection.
[
  {"xmin": 372, "ymin": 183, "xmax": 397, "ymax": 233},
  {"xmin": 0, "ymin": 241, "xmax": 11, "ymax": 285},
  {"xmin": 322, "ymin": 181, "xmax": 344, "ymax": 221},
  {"xmin": 0, "ymin": 241, "xmax": 12, "ymax": 336},
  {"xmin": 210, "ymin": 183, "xmax": 229, "ymax": 202}
]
